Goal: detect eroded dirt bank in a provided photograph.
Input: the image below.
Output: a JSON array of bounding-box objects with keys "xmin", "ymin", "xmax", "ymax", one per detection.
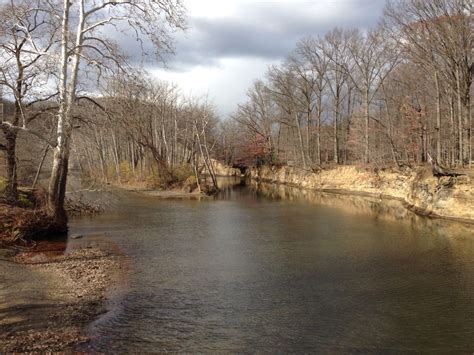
[
  {"xmin": 0, "ymin": 240, "xmax": 124, "ymax": 352},
  {"xmin": 248, "ymin": 165, "xmax": 474, "ymax": 222}
]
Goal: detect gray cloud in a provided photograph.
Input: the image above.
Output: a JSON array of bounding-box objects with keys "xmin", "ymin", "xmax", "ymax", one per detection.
[
  {"xmin": 166, "ymin": 0, "xmax": 385, "ymax": 70},
  {"xmin": 99, "ymin": 0, "xmax": 385, "ymax": 70}
]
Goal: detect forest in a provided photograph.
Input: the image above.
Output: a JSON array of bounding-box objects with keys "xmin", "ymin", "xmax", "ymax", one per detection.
[
  {"xmin": 230, "ymin": 0, "xmax": 472, "ymax": 171},
  {"xmin": 0, "ymin": 0, "xmax": 473, "ymax": 230},
  {"xmin": 1, "ymin": 0, "xmax": 474, "ymax": 353}
]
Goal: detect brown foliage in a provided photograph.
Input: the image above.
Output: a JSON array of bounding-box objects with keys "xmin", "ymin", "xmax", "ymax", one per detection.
[
  {"xmin": 0, "ymin": 188, "xmax": 65, "ymax": 242},
  {"xmin": 0, "ymin": 204, "xmax": 62, "ymax": 242}
]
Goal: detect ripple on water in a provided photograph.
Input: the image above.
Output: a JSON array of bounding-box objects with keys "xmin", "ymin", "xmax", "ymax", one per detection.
[{"xmin": 69, "ymin": 179, "xmax": 474, "ymax": 352}]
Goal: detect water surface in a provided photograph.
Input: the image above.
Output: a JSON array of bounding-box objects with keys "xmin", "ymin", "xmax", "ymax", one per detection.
[{"xmin": 70, "ymin": 179, "xmax": 474, "ymax": 352}]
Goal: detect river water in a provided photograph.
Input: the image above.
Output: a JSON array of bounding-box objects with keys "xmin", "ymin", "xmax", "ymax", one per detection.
[{"xmin": 65, "ymin": 178, "xmax": 474, "ymax": 352}]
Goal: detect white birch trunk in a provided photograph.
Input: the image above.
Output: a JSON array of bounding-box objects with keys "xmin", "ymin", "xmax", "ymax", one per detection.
[{"xmin": 48, "ymin": 0, "xmax": 86, "ymax": 224}]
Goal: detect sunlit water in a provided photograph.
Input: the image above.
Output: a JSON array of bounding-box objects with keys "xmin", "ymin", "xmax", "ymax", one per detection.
[{"xmin": 7, "ymin": 178, "xmax": 474, "ymax": 352}]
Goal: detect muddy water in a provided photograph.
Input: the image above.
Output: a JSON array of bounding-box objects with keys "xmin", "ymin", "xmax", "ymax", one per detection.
[
  {"xmin": 3, "ymin": 178, "xmax": 474, "ymax": 352},
  {"xmin": 67, "ymin": 178, "xmax": 474, "ymax": 352}
]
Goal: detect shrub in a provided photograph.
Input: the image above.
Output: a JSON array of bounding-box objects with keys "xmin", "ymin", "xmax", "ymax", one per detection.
[
  {"xmin": 145, "ymin": 170, "xmax": 164, "ymax": 189},
  {"xmin": 183, "ymin": 175, "xmax": 198, "ymax": 192},
  {"xmin": 172, "ymin": 164, "xmax": 194, "ymax": 183},
  {"xmin": 119, "ymin": 161, "xmax": 133, "ymax": 182},
  {"xmin": 185, "ymin": 175, "xmax": 197, "ymax": 185}
]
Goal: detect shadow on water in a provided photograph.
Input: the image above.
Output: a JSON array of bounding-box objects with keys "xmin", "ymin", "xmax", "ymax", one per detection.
[{"xmin": 242, "ymin": 179, "xmax": 474, "ymax": 239}]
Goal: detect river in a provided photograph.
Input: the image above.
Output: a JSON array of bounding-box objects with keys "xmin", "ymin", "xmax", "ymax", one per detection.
[
  {"xmin": 3, "ymin": 177, "xmax": 474, "ymax": 352},
  {"xmin": 63, "ymin": 177, "xmax": 474, "ymax": 352}
]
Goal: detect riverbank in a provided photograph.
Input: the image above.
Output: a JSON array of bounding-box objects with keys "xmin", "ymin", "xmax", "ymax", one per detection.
[
  {"xmin": 0, "ymin": 242, "xmax": 123, "ymax": 352},
  {"xmin": 0, "ymin": 201, "xmax": 103, "ymax": 243},
  {"xmin": 114, "ymin": 182, "xmax": 218, "ymax": 200},
  {"xmin": 109, "ymin": 160, "xmax": 241, "ymax": 199},
  {"xmin": 248, "ymin": 165, "xmax": 474, "ymax": 223}
]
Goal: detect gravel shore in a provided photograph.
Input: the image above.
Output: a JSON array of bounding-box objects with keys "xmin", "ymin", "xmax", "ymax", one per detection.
[{"xmin": 0, "ymin": 245, "xmax": 122, "ymax": 352}]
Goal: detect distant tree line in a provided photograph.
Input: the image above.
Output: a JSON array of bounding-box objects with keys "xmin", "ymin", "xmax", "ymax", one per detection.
[
  {"xmin": 230, "ymin": 0, "xmax": 472, "ymax": 170},
  {"xmin": 73, "ymin": 71, "xmax": 223, "ymax": 192}
]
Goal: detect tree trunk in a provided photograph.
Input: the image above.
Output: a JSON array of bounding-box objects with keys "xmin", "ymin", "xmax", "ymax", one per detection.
[
  {"xmin": 48, "ymin": 0, "xmax": 83, "ymax": 227},
  {"xmin": 202, "ymin": 125, "xmax": 218, "ymax": 189},
  {"xmin": 48, "ymin": 139, "xmax": 70, "ymax": 227},
  {"xmin": 364, "ymin": 88, "xmax": 370, "ymax": 164},
  {"xmin": 469, "ymin": 93, "xmax": 472, "ymax": 168},
  {"xmin": 4, "ymin": 129, "xmax": 18, "ymax": 202},
  {"xmin": 316, "ymin": 94, "xmax": 322, "ymax": 166},
  {"xmin": 195, "ymin": 123, "xmax": 218, "ymax": 190},
  {"xmin": 111, "ymin": 132, "xmax": 121, "ymax": 183},
  {"xmin": 345, "ymin": 86, "xmax": 353, "ymax": 164},
  {"xmin": 382, "ymin": 87, "xmax": 398, "ymax": 165},
  {"xmin": 333, "ymin": 97, "xmax": 339, "ymax": 164},
  {"xmin": 449, "ymin": 93, "xmax": 456, "ymax": 167},
  {"xmin": 456, "ymin": 67, "xmax": 463, "ymax": 166},
  {"xmin": 306, "ymin": 110, "xmax": 311, "ymax": 164},
  {"xmin": 2, "ymin": 62, "xmax": 24, "ymax": 203},
  {"xmin": 434, "ymin": 71, "xmax": 442, "ymax": 163},
  {"xmin": 32, "ymin": 143, "xmax": 50, "ymax": 189},
  {"xmin": 294, "ymin": 112, "xmax": 307, "ymax": 168}
]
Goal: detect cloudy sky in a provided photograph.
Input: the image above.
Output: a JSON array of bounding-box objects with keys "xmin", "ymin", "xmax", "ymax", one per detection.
[
  {"xmin": 148, "ymin": 0, "xmax": 386, "ymax": 117},
  {"xmin": 1, "ymin": 0, "xmax": 385, "ymax": 115}
]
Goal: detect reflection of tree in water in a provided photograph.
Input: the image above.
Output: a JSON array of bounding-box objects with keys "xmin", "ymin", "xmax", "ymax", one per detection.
[{"xmin": 249, "ymin": 180, "xmax": 474, "ymax": 239}]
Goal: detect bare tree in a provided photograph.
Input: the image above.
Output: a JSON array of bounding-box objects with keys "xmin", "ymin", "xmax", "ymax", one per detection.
[
  {"xmin": 232, "ymin": 80, "xmax": 276, "ymax": 162},
  {"xmin": 229, "ymin": 2, "xmax": 471, "ymax": 170},
  {"xmin": 294, "ymin": 36, "xmax": 330, "ymax": 165},
  {"xmin": 321, "ymin": 28, "xmax": 352, "ymax": 164},
  {"xmin": 267, "ymin": 65, "xmax": 308, "ymax": 168},
  {"xmin": 0, "ymin": 0, "xmax": 57, "ymax": 202},
  {"xmin": 47, "ymin": 0, "xmax": 186, "ymax": 225},
  {"xmin": 384, "ymin": 0, "xmax": 472, "ymax": 166},
  {"xmin": 346, "ymin": 27, "xmax": 399, "ymax": 164}
]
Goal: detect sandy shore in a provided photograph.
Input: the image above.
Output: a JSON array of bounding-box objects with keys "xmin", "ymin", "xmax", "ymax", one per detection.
[
  {"xmin": 137, "ymin": 189, "xmax": 212, "ymax": 199},
  {"xmin": 0, "ymin": 244, "xmax": 123, "ymax": 352}
]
